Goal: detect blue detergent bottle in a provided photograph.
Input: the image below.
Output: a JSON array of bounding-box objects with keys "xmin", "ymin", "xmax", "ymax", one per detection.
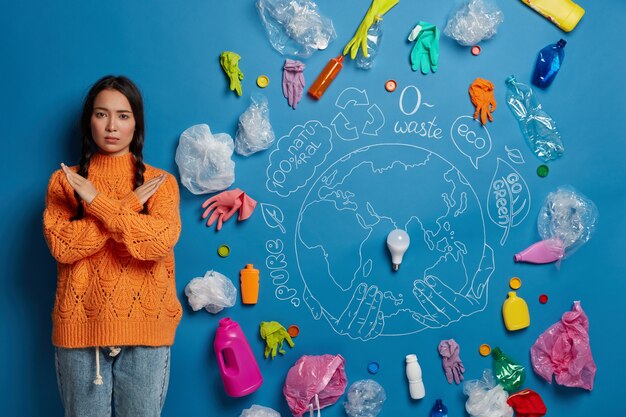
[
  {"xmin": 532, "ymin": 39, "xmax": 567, "ymax": 88},
  {"xmin": 430, "ymin": 399, "xmax": 448, "ymax": 417}
]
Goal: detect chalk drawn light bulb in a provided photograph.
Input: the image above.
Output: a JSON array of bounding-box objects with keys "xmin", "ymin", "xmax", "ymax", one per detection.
[{"xmin": 387, "ymin": 229, "xmax": 411, "ymax": 271}]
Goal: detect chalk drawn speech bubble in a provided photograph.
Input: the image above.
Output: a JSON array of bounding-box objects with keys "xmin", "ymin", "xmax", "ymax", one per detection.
[{"xmin": 450, "ymin": 116, "xmax": 492, "ymax": 169}]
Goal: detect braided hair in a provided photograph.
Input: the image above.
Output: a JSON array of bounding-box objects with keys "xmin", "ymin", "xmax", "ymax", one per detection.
[{"xmin": 72, "ymin": 75, "xmax": 147, "ymax": 219}]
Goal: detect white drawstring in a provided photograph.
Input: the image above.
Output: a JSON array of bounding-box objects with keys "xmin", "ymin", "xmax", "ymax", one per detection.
[
  {"xmin": 308, "ymin": 394, "xmax": 320, "ymax": 417},
  {"xmin": 93, "ymin": 347, "xmax": 103, "ymax": 385}
]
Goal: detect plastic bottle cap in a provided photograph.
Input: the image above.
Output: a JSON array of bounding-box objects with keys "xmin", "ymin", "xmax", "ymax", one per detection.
[
  {"xmin": 217, "ymin": 245, "xmax": 230, "ymax": 257},
  {"xmin": 367, "ymin": 362, "xmax": 380, "ymax": 374},
  {"xmin": 479, "ymin": 344, "xmax": 491, "ymax": 356},
  {"xmin": 537, "ymin": 164, "xmax": 549, "ymax": 177},
  {"xmin": 509, "ymin": 277, "xmax": 522, "ymax": 289},
  {"xmin": 256, "ymin": 75, "xmax": 269, "ymax": 88},
  {"xmin": 471, "ymin": 45, "xmax": 481, "ymax": 56},
  {"xmin": 287, "ymin": 325, "xmax": 300, "ymax": 337},
  {"xmin": 385, "ymin": 80, "xmax": 397, "ymax": 92},
  {"xmin": 539, "ymin": 294, "xmax": 549, "ymax": 304}
]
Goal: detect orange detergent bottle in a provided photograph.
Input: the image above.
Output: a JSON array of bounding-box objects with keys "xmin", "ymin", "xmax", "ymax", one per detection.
[
  {"xmin": 240, "ymin": 264, "xmax": 260, "ymax": 304},
  {"xmin": 502, "ymin": 291, "xmax": 530, "ymax": 331},
  {"xmin": 308, "ymin": 55, "xmax": 344, "ymax": 100}
]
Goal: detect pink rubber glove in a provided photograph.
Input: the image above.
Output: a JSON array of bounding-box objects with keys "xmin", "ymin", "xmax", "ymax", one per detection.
[
  {"xmin": 201, "ymin": 188, "xmax": 257, "ymax": 230},
  {"xmin": 438, "ymin": 339, "xmax": 464, "ymax": 384},
  {"xmin": 283, "ymin": 59, "xmax": 305, "ymax": 109}
]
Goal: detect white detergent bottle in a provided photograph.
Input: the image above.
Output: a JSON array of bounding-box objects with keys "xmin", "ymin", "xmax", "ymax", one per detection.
[{"xmin": 406, "ymin": 354, "xmax": 425, "ymax": 399}]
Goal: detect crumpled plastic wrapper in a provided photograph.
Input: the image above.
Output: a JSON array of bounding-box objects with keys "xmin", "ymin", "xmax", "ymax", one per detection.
[
  {"xmin": 444, "ymin": 0, "xmax": 503, "ymax": 46},
  {"xmin": 463, "ymin": 370, "xmax": 513, "ymax": 417},
  {"xmin": 531, "ymin": 301, "xmax": 596, "ymax": 390},
  {"xmin": 343, "ymin": 379, "xmax": 386, "ymax": 417},
  {"xmin": 184, "ymin": 270, "xmax": 237, "ymax": 314},
  {"xmin": 256, "ymin": 0, "xmax": 337, "ymax": 58},
  {"xmin": 538, "ymin": 185, "xmax": 598, "ymax": 256},
  {"xmin": 239, "ymin": 405, "xmax": 281, "ymax": 417},
  {"xmin": 175, "ymin": 124, "xmax": 235, "ymax": 194},
  {"xmin": 235, "ymin": 94, "xmax": 275, "ymax": 156}
]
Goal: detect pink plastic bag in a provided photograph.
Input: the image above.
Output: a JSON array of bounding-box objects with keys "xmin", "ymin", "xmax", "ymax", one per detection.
[
  {"xmin": 283, "ymin": 354, "xmax": 348, "ymax": 417},
  {"xmin": 530, "ymin": 301, "xmax": 596, "ymax": 390}
]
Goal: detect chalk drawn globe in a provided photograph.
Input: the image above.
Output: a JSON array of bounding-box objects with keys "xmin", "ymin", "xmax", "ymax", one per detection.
[{"xmin": 295, "ymin": 143, "xmax": 492, "ymax": 337}]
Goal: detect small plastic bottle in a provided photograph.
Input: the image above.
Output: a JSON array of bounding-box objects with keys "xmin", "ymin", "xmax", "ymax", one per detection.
[
  {"xmin": 492, "ymin": 347, "xmax": 526, "ymax": 392},
  {"xmin": 214, "ymin": 318, "xmax": 263, "ymax": 397},
  {"xmin": 520, "ymin": 0, "xmax": 585, "ymax": 32},
  {"xmin": 533, "ymin": 39, "xmax": 567, "ymax": 89},
  {"xmin": 240, "ymin": 264, "xmax": 260, "ymax": 304},
  {"xmin": 356, "ymin": 20, "xmax": 383, "ymax": 70},
  {"xmin": 405, "ymin": 354, "xmax": 425, "ymax": 399},
  {"xmin": 502, "ymin": 292, "xmax": 530, "ymax": 331},
  {"xmin": 430, "ymin": 399, "xmax": 448, "ymax": 417},
  {"xmin": 514, "ymin": 238, "xmax": 565, "ymax": 264},
  {"xmin": 308, "ymin": 55, "xmax": 344, "ymax": 100}
]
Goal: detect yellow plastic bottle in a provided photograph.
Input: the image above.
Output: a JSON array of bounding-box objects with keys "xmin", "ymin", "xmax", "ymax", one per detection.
[
  {"xmin": 502, "ymin": 291, "xmax": 530, "ymax": 331},
  {"xmin": 520, "ymin": 0, "xmax": 585, "ymax": 32}
]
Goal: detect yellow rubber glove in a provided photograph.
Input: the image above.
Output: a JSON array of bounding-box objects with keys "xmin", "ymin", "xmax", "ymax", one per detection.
[
  {"xmin": 343, "ymin": 0, "xmax": 400, "ymax": 59},
  {"xmin": 220, "ymin": 51, "xmax": 244, "ymax": 96},
  {"xmin": 259, "ymin": 321, "xmax": 295, "ymax": 359}
]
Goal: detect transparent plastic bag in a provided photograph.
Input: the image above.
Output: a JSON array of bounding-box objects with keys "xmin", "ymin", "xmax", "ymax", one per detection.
[
  {"xmin": 538, "ymin": 185, "xmax": 598, "ymax": 257},
  {"xmin": 530, "ymin": 301, "xmax": 596, "ymax": 391},
  {"xmin": 444, "ymin": 0, "xmax": 503, "ymax": 46},
  {"xmin": 284, "ymin": 354, "xmax": 347, "ymax": 417},
  {"xmin": 463, "ymin": 370, "xmax": 513, "ymax": 417},
  {"xmin": 184, "ymin": 270, "xmax": 237, "ymax": 314},
  {"xmin": 505, "ymin": 75, "xmax": 564, "ymax": 161},
  {"xmin": 175, "ymin": 124, "xmax": 235, "ymax": 194},
  {"xmin": 343, "ymin": 379, "xmax": 386, "ymax": 417},
  {"xmin": 235, "ymin": 94, "xmax": 276, "ymax": 156},
  {"xmin": 239, "ymin": 405, "xmax": 281, "ymax": 417},
  {"xmin": 256, "ymin": 0, "xmax": 337, "ymax": 58}
]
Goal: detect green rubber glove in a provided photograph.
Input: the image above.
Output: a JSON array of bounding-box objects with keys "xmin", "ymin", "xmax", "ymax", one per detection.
[
  {"xmin": 219, "ymin": 51, "xmax": 244, "ymax": 96},
  {"xmin": 408, "ymin": 22, "xmax": 440, "ymax": 74},
  {"xmin": 259, "ymin": 321, "xmax": 294, "ymax": 359},
  {"xmin": 343, "ymin": 0, "xmax": 399, "ymax": 59}
]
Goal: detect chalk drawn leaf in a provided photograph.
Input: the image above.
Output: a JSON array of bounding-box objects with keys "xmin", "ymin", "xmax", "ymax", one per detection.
[
  {"xmin": 505, "ymin": 146, "xmax": 526, "ymax": 165},
  {"xmin": 487, "ymin": 158, "xmax": 531, "ymax": 245},
  {"xmin": 260, "ymin": 203, "xmax": 286, "ymax": 234}
]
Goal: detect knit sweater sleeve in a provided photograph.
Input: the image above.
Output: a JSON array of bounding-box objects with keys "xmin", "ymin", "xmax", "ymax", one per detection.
[
  {"xmin": 43, "ymin": 170, "xmax": 110, "ymax": 264},
  {"xmin": 87, "ymin": 173, "xmax": 181, "ymax": 261}
]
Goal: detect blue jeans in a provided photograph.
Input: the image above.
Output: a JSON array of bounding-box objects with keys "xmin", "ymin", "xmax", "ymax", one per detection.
[{"xmin": 55, "ymin": 346, "xmax": 171, "ymax": 417}]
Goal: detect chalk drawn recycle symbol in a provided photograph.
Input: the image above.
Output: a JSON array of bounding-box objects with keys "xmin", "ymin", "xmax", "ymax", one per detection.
[{"xmin": 331, "ymin": 87, "xmax": 385, "ymax": 141}]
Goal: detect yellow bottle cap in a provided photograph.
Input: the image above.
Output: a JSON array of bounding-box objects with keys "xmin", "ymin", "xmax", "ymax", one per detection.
[
  {"xmin": 256, "ymin": 75, "xmax": 269, "ymax": 88},
  {"xmin": 509, "ymin": 277, "xmax": 522, "ymax": 289},
  {"xmin": 479, "ymin": 344, "xmax": 491, "ymax": 356},
  {"xmin": 217, "ymin": 245, "xmax": 230, "ymax": 257}
]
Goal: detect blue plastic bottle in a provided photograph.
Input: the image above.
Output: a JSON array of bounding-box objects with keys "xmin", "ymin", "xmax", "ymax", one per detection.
[
  {"xmin": 430, "ymin": 399, "xmax": 448, "ymax": 417},
  {"xmin": 532, "ymin": 39, "xmax": 566, "ymax": 89},
  {"xmin": 356, "ymin": 20, "xmax": 383, "ymax": 70}
]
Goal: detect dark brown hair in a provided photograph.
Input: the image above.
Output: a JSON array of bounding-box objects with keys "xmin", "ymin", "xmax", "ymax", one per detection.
[{"xmin": 72, "ymin": 75, "xmax": 147, "ymax": 219}]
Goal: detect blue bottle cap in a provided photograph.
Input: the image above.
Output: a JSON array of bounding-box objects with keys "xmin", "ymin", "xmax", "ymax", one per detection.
[{"xmin": 367, "ymin": 362, "xmax": 380, "ymax": 374}]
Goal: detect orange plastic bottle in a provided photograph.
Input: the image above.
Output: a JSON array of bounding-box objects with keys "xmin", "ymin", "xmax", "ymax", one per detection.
[
  {"xmin": 308, "ymin": 55, "xmax": 344, "ymax": 100},
  {"xmin": 240, "ymin": 264, "xmax": 260, "ymax": 304}
]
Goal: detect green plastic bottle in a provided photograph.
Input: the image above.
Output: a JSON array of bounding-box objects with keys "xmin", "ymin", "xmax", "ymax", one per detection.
[{"xmin": 492, "ymin": 347, "xmax": 525, "ymax": 391}]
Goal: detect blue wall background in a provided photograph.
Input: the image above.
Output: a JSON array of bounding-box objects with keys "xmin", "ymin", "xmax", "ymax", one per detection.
[{"xmin": 2, "ymin": 0, "xmax": 625, "ymax": 415}]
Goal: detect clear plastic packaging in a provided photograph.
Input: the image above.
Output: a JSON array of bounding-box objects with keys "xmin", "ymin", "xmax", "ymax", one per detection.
[
  {"xmin": 538, "ymin": 185, "xmax": 598, "ymax": 257},
  {"xmin": 235, "ymin": 94, "xmax": 276, "ymax": 156},
  {"xmin": 343, "ymin": 379, "xmax": 386, "ymax": 417},
  {"xmin": 444, "ymin": 0, "xmax": 504, "ymax": 46},
  {"xmin": 356, "ymin": 20, "xmax": 382, "ymax": 70},
  {"xmin": 505, "ymin": 75, "xmax": 564, "ymax": 161},
  {"xmin": 256, "ymin": 0, "xmax": 337, "ymax": 58},
  {"xmin": 463, "ymin": 370, "xmax": 513, "ymax": 417},
  {"xmin": 239, "ymin": 405, "xmax": 281, "ymax": 417},
  {"xmin": 175, "ymin": 124, "xmax": 235, "ymax": 194},
  {"xmin": 184, "ymin": 270, "xmax": 237, "ymax": 314},
  {"xmin": 533, "ymin": 39, "xmax": 567, "ymax": 89},
  {"xmin": 530, "ymin": 301, "xmax": 596, "ymax": 390}
]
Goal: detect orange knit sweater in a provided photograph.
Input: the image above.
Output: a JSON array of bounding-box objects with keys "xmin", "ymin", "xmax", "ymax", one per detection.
[{"xmin": 43, "ymin": 152, "xmax": 182, "ymax": 348}]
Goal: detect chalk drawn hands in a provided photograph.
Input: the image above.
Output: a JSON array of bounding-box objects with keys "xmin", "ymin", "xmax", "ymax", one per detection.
[{"xmin": 330, "ymin": 283, "xmax": 385, "ymax": 341}]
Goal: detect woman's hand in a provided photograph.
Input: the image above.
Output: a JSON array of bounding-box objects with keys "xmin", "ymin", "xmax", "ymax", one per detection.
[
  {"xmin": 133, "ymin": 174, "xmax": 166, "ymax": 205},
  {"xmin": 61, "ymin": 163, "xmax": 99, "ymax": 204}
]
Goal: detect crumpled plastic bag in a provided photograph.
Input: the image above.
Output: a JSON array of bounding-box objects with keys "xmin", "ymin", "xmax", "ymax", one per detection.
[
  {"xmin": 284, "ymin": 354, "xmax": 347, "ymax": 417},
  {"xmin": 239, "ymin": 404, "xmax": 281, "ymax": 417},
  {"xmin": 444, "ymin": 0, "xmax": 503, "ymax": 46},
  {"xmin": 530, "ymin": 301, "xmax": 596, "ymax": 390},
  {"xmin": 343, "ymin": 379, "xmax": 386, "ymax": 417},
  {"xmin": 463, "ymin": 370, "xmax": 513, "ymax": 417},
  {"xmin": 175, "ymin": 124, "xmax": 235, "ymax": 194},
  {"xmin": 257, "ymin": 0, "xmax": 337, "ymax": 58},
  {"xmin": 184, "ymin": 270, "xmax": 237, "ymax": 314},
  {"xmin": 235, "ymin": 94, "xmax": 275, "ymax": 156}
]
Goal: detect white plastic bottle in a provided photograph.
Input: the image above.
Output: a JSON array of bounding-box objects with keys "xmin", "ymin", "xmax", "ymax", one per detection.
[{"xmin": 405, "ymin": 354, "xmax": 425, "ymax": 399}]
